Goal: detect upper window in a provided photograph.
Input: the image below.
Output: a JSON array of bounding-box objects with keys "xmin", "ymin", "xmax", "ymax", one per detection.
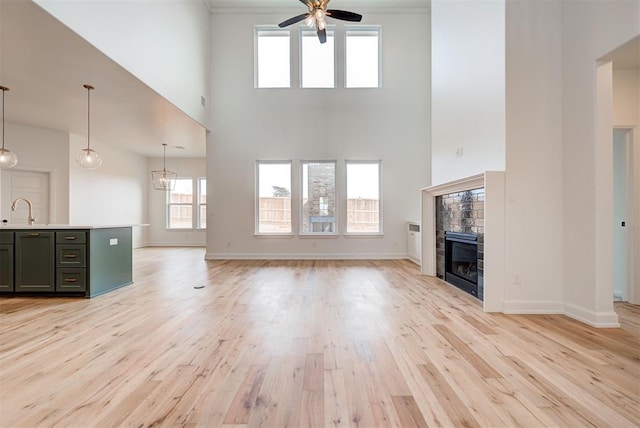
[
  {"xmin": 346, "ymin": 161, "xmax": 381, "ymax": 233},
  {"xmin": 256, "ymin": 161, "xmax": 292, "ymax": 234},
  {"xmin": 301, "ymin": 28, "xmax": 335, "ymax": 88},
  {"xmin": 168, "ymin": 178, "xmax": 193, "ymax": 229},
  {"xmin": 345, "ymin": 27, "xmax": 381, "ymax": 88},
  {"xmin": 255, "ymin": 28, "xmax": 290, "ymax": 88},
  {"xmin": 301, "ymin": 161, "xmax": 336, "ymax": 234}
]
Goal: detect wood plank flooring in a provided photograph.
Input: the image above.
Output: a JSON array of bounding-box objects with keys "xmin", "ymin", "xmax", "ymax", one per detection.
[{"xmin": 1, "ymin": 247, "xmax": 638, "ymax": 427}]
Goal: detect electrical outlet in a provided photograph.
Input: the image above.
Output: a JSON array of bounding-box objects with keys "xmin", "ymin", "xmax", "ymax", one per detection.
[
  {"xmin": 513, "ymin": 274, "xmax": 521, "ymax": 285},
  {"xmin": 226, "ymin": 241, "xmax": 231, "ymax": 248},
  {"xmin": 455, "ymin": 147, "xmax": 464, "ymax": 157}
]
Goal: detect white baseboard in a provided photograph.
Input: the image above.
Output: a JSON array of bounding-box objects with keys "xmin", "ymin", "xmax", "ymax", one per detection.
[
  {"xmin": 563, "ymin": 302, "xmax": 620, "ymax": 328},
  {"xmin": 503, "ymin": 300, "xmax": 564, "ymax": 314},
  {"xmin": 205, "ymin": 252, "xmax": 408, "ymax": 260},
  {"xmin": 145, "ymin": 242, "xmax": 206, "ymax": 248}
]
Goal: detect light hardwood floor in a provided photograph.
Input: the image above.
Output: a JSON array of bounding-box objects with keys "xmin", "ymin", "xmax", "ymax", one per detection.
[{"xmin": 1, "ymin": 247, "xmax": 638, "ymax": 427}]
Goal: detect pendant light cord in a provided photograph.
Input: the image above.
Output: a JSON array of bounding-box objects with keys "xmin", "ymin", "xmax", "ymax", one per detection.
[
  {"xmin": 83, "ymin": 84, "xmax": 94, "ymax": 151},
  {"xmin": 1, "ymin": 87, "xmax": 6, "ymax": 151}
]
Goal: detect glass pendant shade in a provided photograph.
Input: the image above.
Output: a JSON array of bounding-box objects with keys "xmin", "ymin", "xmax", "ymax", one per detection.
[
  {"xmin": 0, "ymin": 148, "xmax": 18, "ymax": 169},
  {"xmin": 0, "ymin": 85, "xmax": 17, "ymax": 169},
  {"xmin": 75, "ymin": 148, "xmax": 102, "ymax": 169},
  {"xmin": 151, "ymin": 169, "xmax": 177, "ymax": 191},
  {"xmin": 76, "ymin": 84, "xmax": 101, "ymax": 169}
]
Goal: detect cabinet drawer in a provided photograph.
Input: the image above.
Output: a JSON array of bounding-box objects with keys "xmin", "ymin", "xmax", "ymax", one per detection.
[
  {"xmin": 56, "ymin": 231, "xmax": 86, "ymax": 244},
  {"xmin": 0, "ymin": 231, "xmax": 13, "ymax": 244},
  {"xmin": 56, "ymin": 268, "xmax": 86, "ymax": 292},
  {"xmin": 56, "ymin": 245, "xmax": 86, "ymax": 267}
]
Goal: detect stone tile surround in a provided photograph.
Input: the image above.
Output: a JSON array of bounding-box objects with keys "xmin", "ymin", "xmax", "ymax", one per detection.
[{"xmin": 436, "ymin": 188, "xmax": 485, "ymax": 299}]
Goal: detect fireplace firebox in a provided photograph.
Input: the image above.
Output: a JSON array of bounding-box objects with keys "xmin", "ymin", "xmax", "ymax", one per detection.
[{"xmin": 444, "ymin": 231, "xmax": 479, "ymax": 298}]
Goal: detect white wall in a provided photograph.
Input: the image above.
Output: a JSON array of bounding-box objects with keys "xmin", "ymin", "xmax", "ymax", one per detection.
[
  {"xmin": 431, "ymin": 0, "xmax": 506, "ymax": 185},
  {"xmin": 207, "ymin": 11, "xmax": 430, "ymax": 259},
  {"xmin": 503, "ymin": 0, "xmax": 564, "ymax": 312},
  {"xmin": 147, "ymin": 157, "xmax": 206, "ymax": 246},
  {"xmin": 0, "ymin": 122, "xmax": 70, "ymax": 224},
  {"xmin": 34, "ymin": 0, "xmax": 210, "ymax": 127},
  {"xmin": 561, "ymin": 0, "xmax": 639, "ymax": 325},
  {"xmin": 69, "ymin": 134, "xmax": 149, "ymax": 247},
  {"xmin": 613, "ymin": 69, "xmax": 640, "ymax": 126}
]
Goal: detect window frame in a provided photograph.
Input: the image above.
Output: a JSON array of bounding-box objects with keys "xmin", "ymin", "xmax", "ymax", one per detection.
[
  {"xmin": 344, "ymin": 26, "xmax": 382, "ymax": 89},
  {"xmin": 255, "ymin": 160, "xmax": 294, "ymax": 236},
  {"xmin": 299, "ymin": 26, "xmax": 336, "ymax": 89},
  {"xmin": 197, "ymin": 177, "xmax": 207, "ymax": 230},
  {"xmin": 300, "ymin": 159, "xmax": 338, "ymax": 236},
  {"xmin": 344, "ymin": 160, "xmax": 383, "ymax": 236},
  {"xmin": 254, "ymin": 26, "xmax": 291, "ymax": 89},
  {"xmin": 166, "ymin": 177, "xmax": 194, "ymax": 230}
]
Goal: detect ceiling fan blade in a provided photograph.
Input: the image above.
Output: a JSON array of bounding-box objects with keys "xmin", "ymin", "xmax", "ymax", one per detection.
[
  {"xmin": 326, "ymin": 9, "xmax": 362, "ymax": 22},
  {"xmin": 317, "ymin": 28, "xmax": 327, "ymax": 44},
  {"xmin": 279, "ymin": 13, "xmax": 308, "ymax": 28}
]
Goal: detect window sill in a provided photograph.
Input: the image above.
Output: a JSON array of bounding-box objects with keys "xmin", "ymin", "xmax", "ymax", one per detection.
[
  {"xmin": 254, "ymin": 233, "xmax": 295, "ymax": 239},
  {"xmin": 343, "ymin": 233, "xmax": 384, "ymax": 239},
  {"xmin": 299, "ymin": 234, "xmax": 339, "ymax": 239}
]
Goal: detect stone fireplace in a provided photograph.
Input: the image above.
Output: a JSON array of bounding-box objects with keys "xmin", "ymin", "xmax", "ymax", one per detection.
[
  {"xmin": 421, "ymin": 172, "xmax": 506, "ymax": 312},
  {"xmin": 436, "ymin": 188, "xmax": 484, "ymax": 300}
]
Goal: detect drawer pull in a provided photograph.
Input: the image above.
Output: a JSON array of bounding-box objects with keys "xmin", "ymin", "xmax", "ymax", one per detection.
[
  {"xmin": 28, "ymin": 233, "xmax": 40, "ymax": 237},
  {"xmin": 64, "ymin": 236, "xmax": 77, "ymax": 240},
  {"xmin": 64, "ymin": 278, "xmax": 78, "ymax": 283},
  {"xmin": 64, "ymin": 254, "xmax": 78, "ymax": 259}
]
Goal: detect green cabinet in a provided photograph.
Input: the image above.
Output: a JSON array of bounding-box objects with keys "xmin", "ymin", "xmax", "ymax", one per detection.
[
  {"xmin": 15, "ymin": 231, "xmax": 55, "ymax": 292},
  {"xmin": 0, "ymin": 232, "xmax": 14, "ymax": 291},
  {"xmin": 56, "ymin": 231, "xmax": 87, "ymax": 292},
  {"xmin": 2, "ymin": 227, "xmax": 132, "ymax": 297}
]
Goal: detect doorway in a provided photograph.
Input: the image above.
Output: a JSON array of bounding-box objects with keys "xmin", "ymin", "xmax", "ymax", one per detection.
[
  {"xmin": 0, "ymin": 169, "xmax": 50, "ymax": 225},
  {"xmin": 613, "ymin": 128, "xmax": 634, "ymax": 302}
]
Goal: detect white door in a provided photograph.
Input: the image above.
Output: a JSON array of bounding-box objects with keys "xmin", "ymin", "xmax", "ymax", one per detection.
[{"xmin": 0, "ymin": 170, "xmax": 50, "ymax": 225}]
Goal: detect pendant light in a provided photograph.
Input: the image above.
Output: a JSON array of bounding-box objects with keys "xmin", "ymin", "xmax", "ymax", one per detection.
[
  {"xmin": 0, "ymin": 86, "xmax": 18, "ymax": 169},
  {"xmin": 151, "ymin": 143, "xmax": 177, "ymax": 191},
  {"xmin": 75, "ymin": 84, "xmax": 102, "ymax": 169}
]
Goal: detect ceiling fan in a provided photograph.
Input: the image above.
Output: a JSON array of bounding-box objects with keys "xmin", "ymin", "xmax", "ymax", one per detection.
[{"xmin": 278, "ymin": 0, "xmax": 362, "ymax": 44}]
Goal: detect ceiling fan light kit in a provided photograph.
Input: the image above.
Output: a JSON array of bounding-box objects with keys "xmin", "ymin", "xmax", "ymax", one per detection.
[{"xmin": 279, "ymin": 0, "xmax": 362, "ymax": 44}]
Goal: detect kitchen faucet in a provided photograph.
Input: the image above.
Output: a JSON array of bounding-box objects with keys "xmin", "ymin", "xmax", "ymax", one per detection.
[{"xmin": 11, "ymin": 197, "xmax": 36, "ymax": 225}]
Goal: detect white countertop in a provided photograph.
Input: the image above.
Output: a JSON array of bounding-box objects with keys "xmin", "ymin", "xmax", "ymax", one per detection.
[{"xmin": 0, "ymin": 224, "xmax": 149, "ymax": 230}]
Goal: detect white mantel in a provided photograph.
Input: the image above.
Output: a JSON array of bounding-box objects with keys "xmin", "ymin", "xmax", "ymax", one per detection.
[{"xmin": 421, "ymin": 172, "xmax": 506, "ymax": 312}]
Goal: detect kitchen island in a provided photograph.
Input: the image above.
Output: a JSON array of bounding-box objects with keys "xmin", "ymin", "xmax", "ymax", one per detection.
[{"xmin": 0, "ymin": 225, "xmax": 133, "ymax": 298}]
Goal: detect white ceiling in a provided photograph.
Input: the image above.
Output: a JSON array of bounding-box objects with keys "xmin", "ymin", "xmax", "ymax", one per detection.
[
  {"xmin": 0, "ymin": 1, "xmax": 207, "ymax": 158},
  {"xmin": 205, "ymin": 0, "xmax": 430, "ymax": 10}
]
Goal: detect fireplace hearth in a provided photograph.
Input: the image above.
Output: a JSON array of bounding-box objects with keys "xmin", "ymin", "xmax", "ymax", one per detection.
[{"xmin": 444, "ymin": 231, "xmax": 479, "ymax": 298}]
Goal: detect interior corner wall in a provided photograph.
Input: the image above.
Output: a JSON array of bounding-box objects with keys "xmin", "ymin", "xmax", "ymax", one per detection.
[
  {"xmin": 207, "ymin": 11, "xmax": 430, "ymax": 259},
  {"xmin": 69, "ymin": 135, "xmax": 148, "ymax": 248},
  {"xmin": 0, "ymin": 123, "xmax": 70, "ymax": 224},
  {"xmin": 431, "ymin": 0, "xmax": 506, "ymax": 186},
  {"xmin": 503, "ymin": 0, "xmax": 564, "ymax": 312},
  {"xmin": 34, "ymin": 0, "xmax": 210, "ymax": 128},
  {"xmin": 147, "ymin": 157, "xmax": 206, "ymax": 247},
  {"xmin": 561, "ymin": 0, "xmax": 639, "ymax": 326}
]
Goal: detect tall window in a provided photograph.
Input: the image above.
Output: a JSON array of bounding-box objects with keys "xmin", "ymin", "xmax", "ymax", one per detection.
[
  {"xmin": 255, "ymin": 28, "xmax": 290, "ymax": 88},
  {"xmin": 256, "ymin": 161, "xmax": 292, "ymax": 234},
  {"xmin": 345, "ymin": 27, "xmax": 381, "ymax": 88},
  {"xmin": 301, "ymin": 28, "xmax": 335, "ymax": 88},
  {"xmin": 346, "ymin": 161, "xmax": 381, "ymax": 233},
  {"xmin": 168, "ymin": 178, "xmax": 193, "ymax": 229},
  {"xmin": 301, "ymin": 161, "xmax": 336, "ymax": 234},
  {"xmin": 198, "ymin": 177, "xmax": 207, "ymax": 229}
]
